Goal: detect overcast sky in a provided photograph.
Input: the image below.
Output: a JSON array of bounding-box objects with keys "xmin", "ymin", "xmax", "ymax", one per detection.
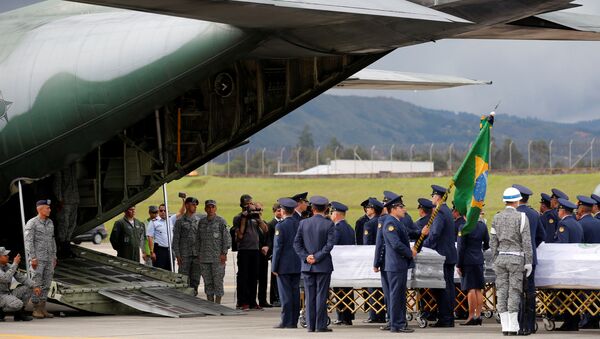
[{"xmin": 329, "ymin": 1, "xmax": 600, "ymax": 123}]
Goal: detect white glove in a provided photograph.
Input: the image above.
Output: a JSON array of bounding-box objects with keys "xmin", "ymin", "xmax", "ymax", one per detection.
[{"xmin": 524, "ymin": 264, "xmax": 533, "ymax": 278}]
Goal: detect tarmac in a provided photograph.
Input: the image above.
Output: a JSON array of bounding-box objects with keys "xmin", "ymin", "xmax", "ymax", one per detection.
[{"xmin": 1, "ymin": 243, "xmax": 598, "ymax": 339}]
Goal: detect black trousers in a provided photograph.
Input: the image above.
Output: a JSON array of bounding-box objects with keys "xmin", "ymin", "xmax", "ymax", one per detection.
[
  {"xmin": 433, "ymin": 264, "xmax": 456, "ymax": 325},
  {"xmin": 270, "ymin": 272, "xmax": 280, "ymax": 304},
  {"xmin": 153, "ymin": 245, "xmax": 173, "ymax": 271},
  {"xmin": 258, "ymin": 253, "xmax": 269, "ymax": 304},
  {"xmin": 237, "ymin": 249, "xmax": 259, "ymax": 307},
  {"xmin": 518, "ymin": 266, "xmax": 536, "ymax": 333}
]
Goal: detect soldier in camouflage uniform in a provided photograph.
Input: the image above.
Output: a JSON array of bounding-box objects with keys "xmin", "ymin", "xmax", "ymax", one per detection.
[
  {"xmin": 197, "ymin": 200, "xmax": 230, "ymax": 303},
  {"xmin": 24, "ymin": 199, "xmax": 58, "ymax": 319},
  {"xmin": 173, "ymin": 197, "xmax": 203, "ymax": 296},
  {"xmin": 0, "ymin": 248, "xmax": 34, "ymax": 321},
  {"xmin": 490, "ymin": 188, "xmax": 533, "ymax": 336}
]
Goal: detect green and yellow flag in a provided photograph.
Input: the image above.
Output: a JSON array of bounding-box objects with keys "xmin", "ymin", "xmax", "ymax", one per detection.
[{"xmin": 452, "ymin": 114, "xmax": 493, "ymax": 235}]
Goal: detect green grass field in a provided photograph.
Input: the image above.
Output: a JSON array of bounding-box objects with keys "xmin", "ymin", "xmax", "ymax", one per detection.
[{"xmin": 105, "ymin": 172, "xmax": 600, "ymax": 233}]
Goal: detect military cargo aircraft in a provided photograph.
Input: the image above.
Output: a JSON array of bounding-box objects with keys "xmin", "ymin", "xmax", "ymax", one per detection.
[{"xmin": 1, "ymin": 0, "xmax": 599, "ymax": 315}]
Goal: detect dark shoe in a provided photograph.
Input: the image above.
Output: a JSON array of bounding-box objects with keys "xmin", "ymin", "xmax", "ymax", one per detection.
[
  {"xmin": 274, "ymin": 324, "xmax": 286, "ymax": 329},
  {"xmin": 379, "ymin": 324, "xmax": 391, "ymax": 331},
  {"xmin": 14, "ymin": 310, "xmax": 33, "ymax": 322},
  {"xmin": 460, "ymin": 318, "xmax": 479, "ymax": 326},
  {"xmin": 429, "ymin": 322, "xmax": 454, "ymax": 328},
  {"xmin": 260, "ymin": 302, "xmax": 272, "ymax": 308},
  {"xmin": 307, "ymin": 329, "xmax": 315, "ymax": 332},
  {"xmin": 503, "ymin": 332, "xmax": 508, "ymax": 336},
  {"xmin": 517, "ymin": 329, "xmax": 531, "ymax": 336},
  {"xmin": 476, "ymin": 317, "xmax": 483, "ymax": 325},
  {"xmin": 580, "ymin": 321, "xmax": 600, "ymax": 329},
  {"xmin": 343, "ymin": 321, "xmax": 353, "ymax": 326},
  {"xmin": 391, "ymin": 328, "xmax": 415, "ymax": 333},
  {"xmin": 252, "ymin": 305, "xmax": 263, "ymax": 310},
  {"xmin": 507, "ymin": 332, "xmax": 517, "ymax": 336},
  {"xmin": 238, "ymin": 304, "xmax": 250, "ymax": 311},
  {"xmin": 316, "ymin": 328, "xmax": 332, "ymax": 332}
]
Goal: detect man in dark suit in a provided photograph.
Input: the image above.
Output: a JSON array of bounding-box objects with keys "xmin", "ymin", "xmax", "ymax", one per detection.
[
  {"xmin": 259, "ymin": 203, "xmax": 282, "ymax": 307},
  {"xmin": 419, "ymin": 185, "xmax": 457, "ymax": 327},
  {"xmin": 272, "ymin": 198, "xmax": 301, "ymax": 328},
  {"xmin": 330, "ymin": 201, "xmax": 355, "ymax": 325},
  {"xmin": 293, "ymin": 196, "xmax": 335, "ymax": 332}
]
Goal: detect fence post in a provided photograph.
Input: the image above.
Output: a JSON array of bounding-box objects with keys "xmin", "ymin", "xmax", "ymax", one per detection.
[
  {"xmin": 569, "ymin": 139, "xmax": 573, "ymax": 169},
  {"xmin": 549, "ymin": 140, "xmax": 553, "ymax": 171},
  {"xmin": 278, "ymin": 147, "xmax": 285, "ymax": 174},
  {"xmin": 429, "ymin": 143, "xmax": 434, "ymax": 162},
  {"xmin": 296, "ymin": 147, "xmax": 302, "ymax": 172},
  {"xmin": 244, "ymin": 148, "xmax": 250, "ymax": 175},
  {"xmin": 370, "ymin": 145, "xmax": 375, "ymax": 176},
  {"xmin": 261, "ymin": 148, "xmax": 266, "ymax": 176},
  {"xmin": 448, "ymin": 143, "xmax": 454, "ymax": 171},
  {"xmin": 528, "ymin": 140, "xmax": 532, "ymax": 172},
  {"xmin": 316, "ymin": 146, "xmax": 321, "ymax": 173},
  {"xmin": 591, "ymin": 138, "xmax": 596, "ymax": 169},
  {"xmin": 227, "ymin": 151, "xmax": 231, "ymax": 177},
  {"xmin": 410, "ymin": 144, "xmax": 415, "ymax": 173},
  {"xmin": 509, "ymin": 140, "xmax": 513, "ymax": 171}
]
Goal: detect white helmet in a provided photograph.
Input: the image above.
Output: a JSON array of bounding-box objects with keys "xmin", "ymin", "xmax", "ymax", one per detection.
[{"xmin": 503, "ymin": 187, "xmax": 522, "ymax": 202}]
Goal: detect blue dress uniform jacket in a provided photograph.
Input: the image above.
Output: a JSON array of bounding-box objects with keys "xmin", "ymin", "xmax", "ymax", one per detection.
[
  {"xmin": 401, "ymin": 213, "xmax": 419, "ymax": 241},
  {"xmin": 293, "ymin": 214, "xmax": 335, "ymax": 273},
  {"xmin": 454, "ymin": 216, "xmax": 466, "ymax": 238},
  {"xmin": 272, "ymin": 217, "xmax": 301, "ymax": 275},
  {"xmin": 381, "ymin": 215, "xmax": 412, "ymax": 331},
  {"xmin": 541, "ymin": 210, "xmax": 557, "ymax": 243},
  {"xmin": 334, "ymin": 220, "xmax": 356, "ymax": 246},
  {"xmin": 362, "ymin": 217, "xmax": 378, "ymax": 245},
  {"xmin": 555, "ymin": 215, "xmax": 584, "ymax": 243},
  {"xmin": 579, "ymin": 214, "xmax": 600, "ymax": 243},
  {"xmin": 423, "ymin": 204, "xmax": 457, "ymax": 264},
  {"xmin": 517, "ymin": 204, "xmax": 546, "ymax": 265},
  {"xmin": 355, "ymin": 214, "xmax": 369, "ymax": 245},
  {"xmin": 415, "ymin": 213, "xmax": 432, "ymax": 233},
  {"xmin": 457, "ymin": 221, "xmax": 489, "ymax": 268}
]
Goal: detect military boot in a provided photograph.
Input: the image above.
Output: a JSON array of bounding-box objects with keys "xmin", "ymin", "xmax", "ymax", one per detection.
[
  {"xmin": 41, "ymin": 302, "xmax": 54, "ymax": 318},
  {"xmin": 32, "ymin": 303, "xmax": 44, "ymax": 319},
  {"xmin": 14, "ymin": 308, "xmax": 33, "ymax": 322},
  {"xmin": 206, "ymin": 295, "xmax": 215, "ymax": 302},
  {"xmin": 215, "ymin": 296, "xmax": 222, "ymax": 304}
]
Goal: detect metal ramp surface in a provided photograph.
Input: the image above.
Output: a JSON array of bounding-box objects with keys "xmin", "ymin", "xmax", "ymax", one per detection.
[
  {"xmin": 99, "ymin": 289, "xmax": 205, "ymax": 318},
  {"xmin": 141, "ymin": 287, "xmax": 244, "ymax": 316}
]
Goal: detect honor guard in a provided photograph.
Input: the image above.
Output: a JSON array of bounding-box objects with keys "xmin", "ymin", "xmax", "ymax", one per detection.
[
  {"xmin": 291, "ymin": 192, "xmax": 309, "ymax": 220},
  {"xmin": 548, "ymin": 189, "xmax": 569, "ymax": 240},
  {"xmin": 0, "ymin": 247, "xmax": 34, "ymax": 321},
  {"xmin": 24, "ymin": 199, "xmax": 57, "ymax": 319},
  {"xmin": 355, "ymin": 198, "xmax": 371, "ymax": 245},
  {"xmin": 272, "ymin": 198, "xmax": 301, "ymax": 329},
  {"xmin": 379, "ymin": 196, "xmax": 415, "ymax": 333},
  {"xmin": 491, "ymin": 187, "xmax": 533, "ymax": 336},
  {"xmin": 293, "ymin": 196, "xmax": 335, "ymax": 332},
  {"xmin": 421, "ymin": 185, "xmax": 457, "ymax": 327},
  {"xmin": 414, "ymin": 198, "xmax": 434, "ymax": 237},
  {"xmin": 362, "ymin": 198, "xmax": 386, "ymax": 324},
  {"xmin": 384, "ymin": 191, "xmax": 418, "ymax": 239},
  {"xmin": 555, "ymin": 198, "xmax": 583, "ymax": 244},
  {"xmin": 577, "ymin": 196, "xmax": 600, "ymax": 243},
  {"xmin": 591, "ymin": 194, "xmax": 600, "ymax": 220},
  {"xmin": 512, "ymin": 184, "xmax": 546, "ymax": 335},
  {"xmin": 330, "ymin": 201, "xmax": 355, "ymax": 326},
  {"xmin": 173, "ymin": 197, "xmax": 202, "ymax": 295},
  {"xmin": 539, "ymin": 193, "xmax": 556, "ymax": 243},
  {"xmin": 452, "ymin": 202, "xmax": 466, "ymax": 238}
]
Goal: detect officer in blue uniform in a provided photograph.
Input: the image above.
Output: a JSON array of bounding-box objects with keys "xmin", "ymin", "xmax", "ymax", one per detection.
[
  {"xmin": 291, "ymin": 192, "xmax": 309, "ymax": 221},
  {"xmin": 591, "ymin": 194, "xmax": 600, "ymax": 220},
  {"xmin": 384, "ymin": 191, "xmax": 419, "ymax": 240},
  {"xmin": 421, "ymin": 184, "xmax": 457, "ymax": 327},
  {"xmin": 414, "ymin": 198, "xmax": 434, "ymax": 238},
  {"xmin": 355, "ymin": 198, "xmax": 371, "ymax": 245},
  {"xmin": 378, "ymin": 195, "xmax": 415, "ymax": 333},
  {"xmin": 539, "ymin": 193, "xmax": 556, "ymax": 243},
  {"xmin": 576, "ymin": 196, "xmax": 600, "ymax": 243},
  {"xmin": 362, "ymin": 197, "xmax": 386, "ymax": 324},
  {"xmin": 272, "ymin": 198, "xmax": 302, "ymax": 329},
  {"xmin": 555, "ymin": 198, "xmax": 583, "ymax": 244},
  {"xmin": 555, "ymin": 198, "xmax": 584, "ymax": 331},
  {"xmin": 293, "ymin": 196, "xmax": 335, "ymax": 332},
  {"xmin": 456, "ymin": 211, "xmax": 489, "ymax": 326},
  {"xmin": 549, "ymin": 189, "xmax": 569, "ymax": 237},
  {"xmin": 452, "ymin": 202, "xmax": 466, "ymax": 238},
  {"xmin": 330, "ymin": 201, "xmax": 356, "ymax": 325},
  {"xmin": 512, "ymin": 184, "xmax": 546, "ymax": 335},
  {"xmin": 576, "ymin": 196, "xmax": 600, "ymax": 329}
]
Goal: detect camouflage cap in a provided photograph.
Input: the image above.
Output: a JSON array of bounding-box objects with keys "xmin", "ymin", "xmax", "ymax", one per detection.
[{"xmin": 0, "ymin": 247, "xmax": 10, "ymax": 256}]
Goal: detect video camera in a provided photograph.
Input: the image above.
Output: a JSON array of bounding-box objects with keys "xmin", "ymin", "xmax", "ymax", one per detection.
[{"xmin": 243, "ymin": 205, "xmax": 263, "ymax": 218}]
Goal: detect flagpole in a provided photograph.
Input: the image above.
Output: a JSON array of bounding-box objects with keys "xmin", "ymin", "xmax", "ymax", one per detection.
[{"xmin": 413, "ymin": 181, "xmax": 455, "ymax": 253}]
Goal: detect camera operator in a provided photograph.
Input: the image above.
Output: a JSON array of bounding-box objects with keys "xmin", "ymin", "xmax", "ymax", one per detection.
[{"xmin": 233, "ymin": 194, "xmax": 268, "ymax": 310}]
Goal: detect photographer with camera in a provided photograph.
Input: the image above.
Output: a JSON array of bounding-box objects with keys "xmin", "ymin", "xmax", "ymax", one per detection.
[{"xmin": 233, "ymin": 194, "xmax": 268, "ymax": 310}]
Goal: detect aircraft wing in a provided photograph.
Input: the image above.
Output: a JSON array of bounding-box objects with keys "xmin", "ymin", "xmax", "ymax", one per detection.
[
  {"xmin": 456, "ymin": 11, "xmax": 600, "ymax": 41},
  {"xmin": 336, "ymin": 69, "xmax": 491, "ymax": 91},
  {"xmin": 65, "ymin": 0, "xmax": 471, "ymax": 28}
]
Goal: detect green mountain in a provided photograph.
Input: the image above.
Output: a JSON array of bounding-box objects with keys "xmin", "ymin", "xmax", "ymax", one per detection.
[{"xmin": 250, "ymin": 95, "xmax": 600, "ymax": 147}]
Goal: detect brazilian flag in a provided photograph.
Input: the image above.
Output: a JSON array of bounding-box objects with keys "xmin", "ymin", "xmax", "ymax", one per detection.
[{"xmin": 452, "ymin": 114, "xmax": 493, "ymax": 235}]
